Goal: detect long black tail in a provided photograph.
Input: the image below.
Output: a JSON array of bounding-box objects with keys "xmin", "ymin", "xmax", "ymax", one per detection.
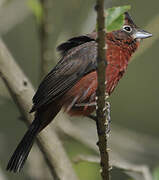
[{"xmin": 6, "ymin": 121, "xmax": 39, "ymax": 173}]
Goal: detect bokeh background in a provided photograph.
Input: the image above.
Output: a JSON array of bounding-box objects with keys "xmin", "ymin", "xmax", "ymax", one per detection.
[{"xmin": 0, "ymin": 0, "xmax": 158, "ymax": 179}]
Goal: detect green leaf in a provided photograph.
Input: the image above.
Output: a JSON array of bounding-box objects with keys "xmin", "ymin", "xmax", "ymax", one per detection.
[
  {"xmin": 106, "ymin": 5, "xmax": 131, "ymax": 32},
  {"xmin": 28, "ymin": 0, "xmax": 43, "ymax": 24},
  {"xmin": 153, "ymin": 167, "xmax": 159, "ymax": 180}
]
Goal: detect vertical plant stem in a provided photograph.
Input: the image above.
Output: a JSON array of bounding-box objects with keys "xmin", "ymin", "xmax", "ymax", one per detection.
[
  {"xmin": 96, "ymin": 0, "xmax": 109, "ymax": 180},
  {"xmin": 40, "ymin": 0, "xmax": 53, "ymax": 78}
]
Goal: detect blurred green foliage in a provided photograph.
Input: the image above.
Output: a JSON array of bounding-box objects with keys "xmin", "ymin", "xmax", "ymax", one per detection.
[
  {"xmin": 64, "ymin": 138, "xmax": 101, "ymax": 180},
  {"xmin": 106, "ymin": 5, "xmax": 131, "ymax": 32},
  {"xmin": 153, "ymin": 167, "xmax": 159, "ymax": 180}
]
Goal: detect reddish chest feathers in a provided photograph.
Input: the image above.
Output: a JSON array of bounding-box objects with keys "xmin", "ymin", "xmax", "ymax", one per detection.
[
  {"xmin": 106, "ymin": 43, "xmax": 130, "ymax": 94},
  {"xmin": 106, "ymin": 34, "xmax": 139, "ymax": 94},
  {"xmin": 62, "ymin": 37, "xmax": 139, "ymax": 116}
]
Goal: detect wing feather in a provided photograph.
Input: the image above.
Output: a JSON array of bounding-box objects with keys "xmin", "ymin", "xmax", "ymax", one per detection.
[{"xmin": 31, "ymin": 40, "xmax": 98, "ymax": 112}]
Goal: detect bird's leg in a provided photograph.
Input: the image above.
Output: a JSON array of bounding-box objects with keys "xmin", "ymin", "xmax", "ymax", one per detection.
[
  {"xmin": 75, "ymin": 94, "xmax": 111, "ymax": 134},
  {"xmin": 75, "ymin": 102, "xmax": 97, "ymax": 121},
  {"xmin": 75, "ymin": 102, "xmax": 96, "ymax": 107}
]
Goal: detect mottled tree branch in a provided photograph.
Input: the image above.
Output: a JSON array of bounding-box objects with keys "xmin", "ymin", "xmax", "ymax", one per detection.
[
  {"xmin": 96, "ymin": 0, "xmax": 109, "ymax": 180},
  {"xmin": 0, "ymin": 39, "xmax": 78, "ymax": 180}
]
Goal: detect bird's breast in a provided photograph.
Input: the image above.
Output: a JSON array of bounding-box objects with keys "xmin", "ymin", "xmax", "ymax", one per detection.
[
  {"xmin": 106, "ymin": 45, "xmax": 131, "ymax": 94},
  {"xmin": 61, "ymin": 41, "xmax": 138, "ymax": 116}
]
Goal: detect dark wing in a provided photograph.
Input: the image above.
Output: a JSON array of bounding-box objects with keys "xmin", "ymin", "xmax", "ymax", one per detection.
[
  {"xmin": 30, "ymin": 40, "xmax": 98, "ymax": 112},
  {"xmin": 57, "ymin": 35, "xmax": 95, "ymax": 56}
]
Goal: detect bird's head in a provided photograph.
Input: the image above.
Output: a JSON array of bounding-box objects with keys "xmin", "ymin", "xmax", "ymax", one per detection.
[{"xmin": 111, "ymin": 12, "xmax": 152, "ymax": 42}]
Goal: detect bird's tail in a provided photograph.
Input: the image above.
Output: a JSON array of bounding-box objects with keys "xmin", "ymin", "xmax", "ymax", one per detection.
[
  {"xmin": 6, "ymin": 101, "xmax": 62, "ymax": 173},
  {"xmin": 6, "ymin": 121, "xmax": 39, "ymax": 173}
]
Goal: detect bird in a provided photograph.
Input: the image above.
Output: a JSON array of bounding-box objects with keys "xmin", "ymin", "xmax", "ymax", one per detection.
[{"xmin": 6, "ymin": 12, "xmax": 152, "ymax": 173}]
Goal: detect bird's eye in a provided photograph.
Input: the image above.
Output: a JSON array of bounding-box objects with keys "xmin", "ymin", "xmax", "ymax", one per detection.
[{"xmin": 123, "ymin": 25, "xmax": 132, "ymax": 33}]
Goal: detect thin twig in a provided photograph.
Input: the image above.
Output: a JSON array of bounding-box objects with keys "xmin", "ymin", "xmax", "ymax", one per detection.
[
  {"xmin": 0, "ymin": 39, "xmax": 78, "ymax": 180},
  {"xmin": 40, "ymin": 0, "xmax": 54, "ymax": 77},
  {"xmin": 96, "ymin": 0, "xmax": 109, "ymax": 180}
]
